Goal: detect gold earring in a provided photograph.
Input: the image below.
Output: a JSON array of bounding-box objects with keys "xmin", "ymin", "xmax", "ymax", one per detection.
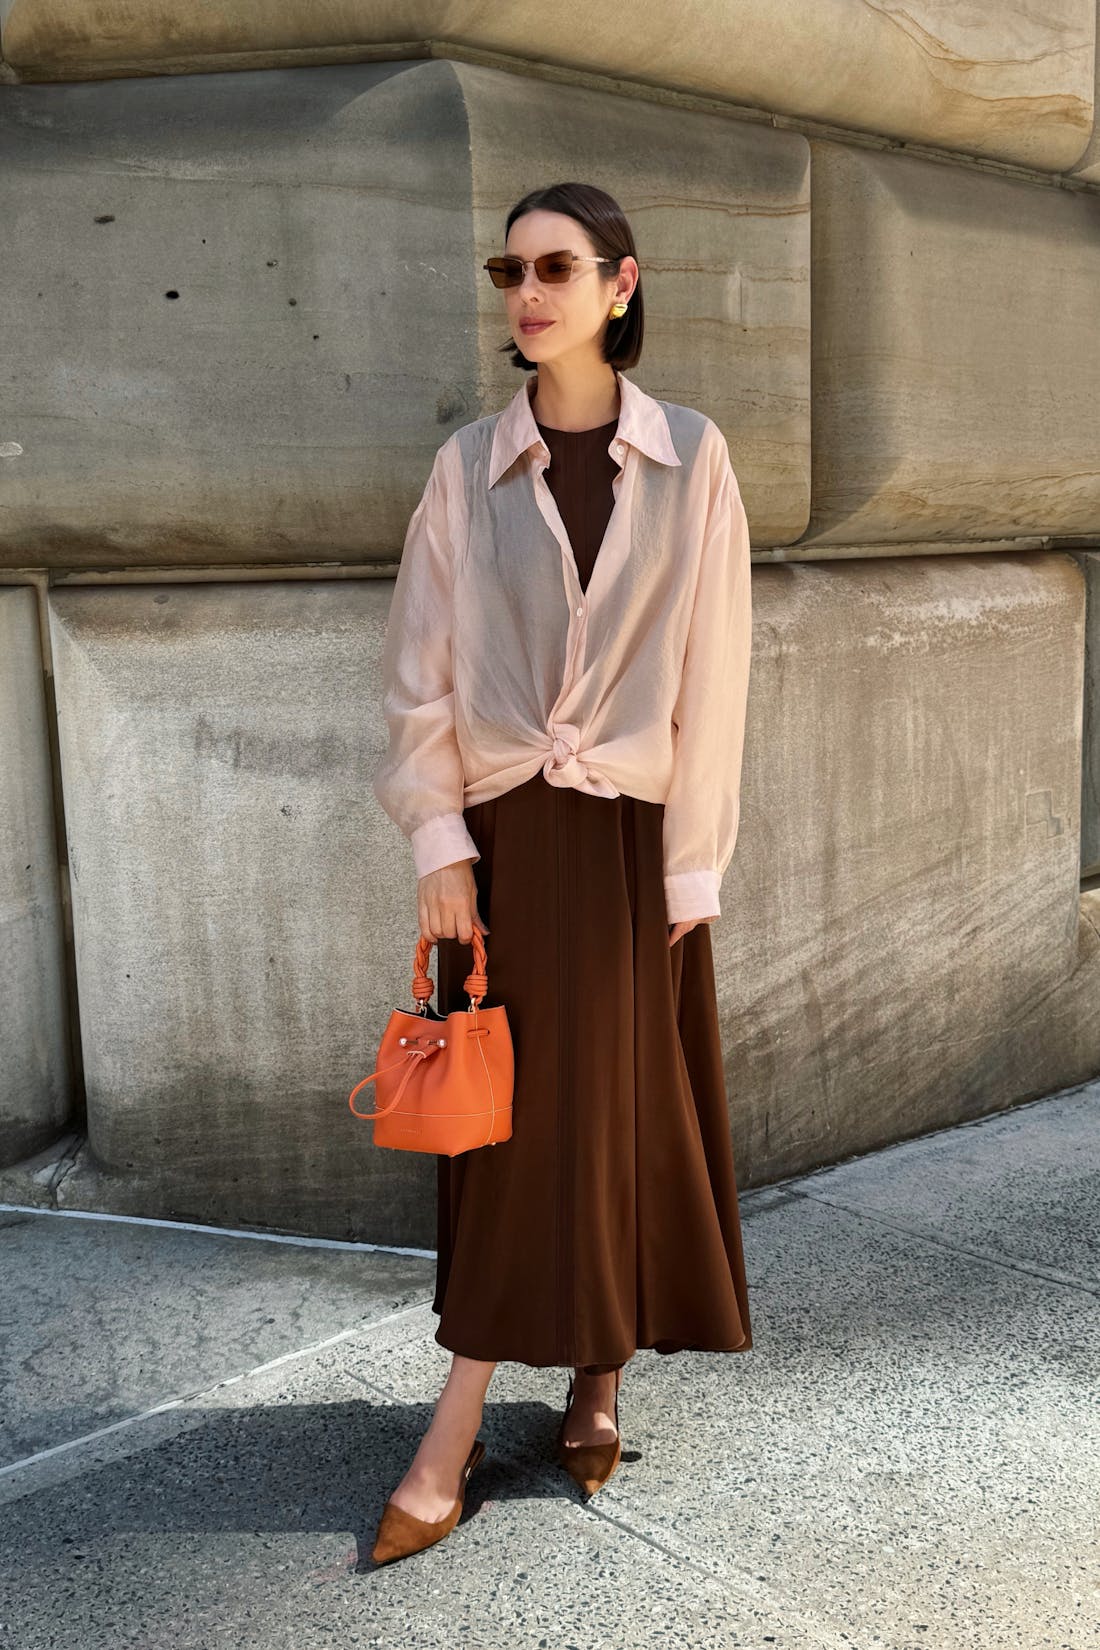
[{"xmin": 609, "ymin": 300, "xmax": 628, "ymax": 319}]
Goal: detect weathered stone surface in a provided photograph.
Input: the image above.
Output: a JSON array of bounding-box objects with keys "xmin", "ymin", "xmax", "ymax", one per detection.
[
  {"xmin": 724, "ymin": 550, "xmax": 1099, "ymax": 1188},
  {"xmin": 48, "ymin": 578, "xmax": 424, "ymax": 1242},
  {"xmin": 0, "ymin": 61, "xmax": 476, "ymax": 569},
  {"xmin": 1078, "ymin": 551, "xmax": 1100, "ymax": 875},
  {"xmin": 0, "ymin": 57, "xmax": 808, "ymax": 567},
  {"xmin": 40, "ymin": 554, "xmax": 1100, "ymax": 1238},
  {"xmin": 0, "ymin": 0, "xmax": 1093, "ymax": 173},
  {"xmin": 1067, "ymin": 3, "xmax": 1100, "ymax": 181},
  {"xmin": 803, "ymin": 140, "xmax": 1100, "ymax": 548},
  {"xmin": 0, "ymin": 587, "xmax": 72, "ymax": 1165}
]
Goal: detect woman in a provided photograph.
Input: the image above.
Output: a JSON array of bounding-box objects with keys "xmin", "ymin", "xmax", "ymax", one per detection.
[{"xmin": 369, "ymin": 180, "xmax": 754, "ymax": 1565}]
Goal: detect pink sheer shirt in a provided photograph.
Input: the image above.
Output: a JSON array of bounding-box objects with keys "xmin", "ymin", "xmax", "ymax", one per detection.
[{"xmin": 372, "ymin": 368, "xmax": 753, "ymax": 925}]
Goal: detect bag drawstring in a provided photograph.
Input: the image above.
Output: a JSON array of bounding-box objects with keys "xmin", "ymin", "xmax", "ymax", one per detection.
[{"xmin": 348, "ymin": 1038, "xmax": 445, "ymax": 1121}]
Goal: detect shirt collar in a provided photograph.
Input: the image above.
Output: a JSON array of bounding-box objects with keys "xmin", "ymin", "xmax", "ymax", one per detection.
[{"xmin": 487, "ymin": 369, "xmax": 682, "ymax": 489}]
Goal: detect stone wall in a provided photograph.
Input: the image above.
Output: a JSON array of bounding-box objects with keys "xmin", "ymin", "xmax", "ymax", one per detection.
[{"xmin": 2, "ymin": 7, "xmax": 1098, "ymax": 1242}]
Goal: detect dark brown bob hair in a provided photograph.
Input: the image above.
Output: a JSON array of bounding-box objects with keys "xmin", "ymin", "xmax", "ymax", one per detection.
[{"xmin": 497, "ymin": 180, "xmax": 644, "ymax": 373}]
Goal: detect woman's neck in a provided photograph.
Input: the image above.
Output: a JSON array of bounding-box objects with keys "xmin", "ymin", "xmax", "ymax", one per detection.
[{"xmin": 529, "ymin": 367, "xmax": 621, "ymax": 433}]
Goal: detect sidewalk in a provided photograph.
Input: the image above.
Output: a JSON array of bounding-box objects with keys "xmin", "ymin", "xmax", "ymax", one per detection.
[{"xmin": 1, "ymin": 1082, "xmax": 1097, "ymax": 1650}]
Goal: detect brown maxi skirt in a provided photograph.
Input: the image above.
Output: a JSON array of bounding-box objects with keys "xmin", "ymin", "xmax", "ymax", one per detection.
[{"xmin": 432, "ymin": 769, "xmax": 753, "ymax": 1372}]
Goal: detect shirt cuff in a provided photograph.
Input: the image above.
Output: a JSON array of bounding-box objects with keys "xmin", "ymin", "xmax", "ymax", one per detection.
[
  {"xmin": 410, "ymin": 813, "xmax": 481, "ymax": 880},
  {"xmin": 664, "ymin": 869, "xmax": 721, "ymax": 925}
]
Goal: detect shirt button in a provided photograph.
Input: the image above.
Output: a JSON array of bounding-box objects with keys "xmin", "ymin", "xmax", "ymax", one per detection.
[
  {"xmin": 575, "ymin": 605, "xmax": 583, "ymax": 616},
  {"xmin": 614, "ymin": 442, "xmax": 625, "ymax": 454}
]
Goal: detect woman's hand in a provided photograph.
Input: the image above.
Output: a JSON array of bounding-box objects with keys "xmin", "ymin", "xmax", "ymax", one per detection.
[
  {"xmin": 668, "ymin": 916, "xmax": 716, "ymax": 947},
  {"xmin": 418, "ymin": 860, "xmax": 489, "ymax": 945}
]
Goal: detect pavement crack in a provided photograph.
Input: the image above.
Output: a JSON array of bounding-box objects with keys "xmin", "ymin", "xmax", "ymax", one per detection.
[{"xmin": 786, "ymin": 1186, "xmax": 1100, "ymax": 1298}]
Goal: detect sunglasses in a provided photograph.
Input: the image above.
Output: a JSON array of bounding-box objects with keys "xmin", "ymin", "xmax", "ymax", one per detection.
[{"xmin": 483, "ymin": 250, "xmax": 618, "ymax": 289}]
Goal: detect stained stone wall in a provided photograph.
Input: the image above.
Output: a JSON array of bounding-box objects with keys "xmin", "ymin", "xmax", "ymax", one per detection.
[
  {"xmin": 804, "ymin": 141, "xmax": 1100, "ymax": 547},
  {"xmin": 0, "ymin": 1, "xmax": 1095, "ymax": 172},
  {"xmin": 0, "ymin": 60, "xmax": 809, "ymax": 564},
  {"xmin": 32, "ymin": 556, "xmax": 1096, "ymax": 1243},
  {"xmin": 1082, "ymin": 553, "xmax": 1100, "ymax": 874},
  {"xmin": 1, "ymin": 7, "xmax": 1099, "ymax": 1238},
  {"xmin": 0, "ymin": 589, "xmax": 72, "ymax": 1165}
]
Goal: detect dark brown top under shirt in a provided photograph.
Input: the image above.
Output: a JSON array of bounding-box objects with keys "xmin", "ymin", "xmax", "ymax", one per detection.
[
  {"xmin": 535, "ymin": 415, "xmax": 620, "ymax": 595},
  {"xmin": 534, "ymin": 413, "xmax": 626, "ymax": 1379}
]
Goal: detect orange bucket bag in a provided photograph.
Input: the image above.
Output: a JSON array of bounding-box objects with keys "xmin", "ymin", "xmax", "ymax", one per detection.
[{"xmin": 348, "ymin": 929, "xmax": 513, "ymax": 1156}]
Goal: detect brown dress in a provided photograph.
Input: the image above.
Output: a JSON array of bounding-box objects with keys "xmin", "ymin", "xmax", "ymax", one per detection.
[{"xmin": 432, "ymin": 413, "xmax": 753, "ymax": 1373}]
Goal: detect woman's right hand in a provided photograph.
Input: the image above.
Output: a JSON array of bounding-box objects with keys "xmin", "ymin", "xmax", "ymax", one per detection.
[{"xmin": 417, "ymin": 859, "xmax": 490, "ymax": 945}]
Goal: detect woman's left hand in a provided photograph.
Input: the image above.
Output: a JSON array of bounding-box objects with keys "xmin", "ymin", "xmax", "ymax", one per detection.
[{"xmin": 668, "ymin": 916, "xmax": 716, "ymax": 947}]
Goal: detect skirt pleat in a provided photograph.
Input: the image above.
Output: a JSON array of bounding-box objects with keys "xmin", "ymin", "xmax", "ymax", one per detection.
[{"xmin": 431, "ymin": 771, "xmax": 752, "ymax": 1369}]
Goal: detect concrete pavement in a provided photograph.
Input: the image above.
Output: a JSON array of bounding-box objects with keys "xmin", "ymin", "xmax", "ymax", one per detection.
[{"xmin": 1, "ymin": 1080, "xmax": 1097, "ymax": 1649}]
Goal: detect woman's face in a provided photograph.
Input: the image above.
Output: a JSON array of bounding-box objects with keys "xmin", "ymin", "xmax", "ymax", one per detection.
[{"xmin": 501, "ymin": 208, "xmax": 635, "ymax": 365}]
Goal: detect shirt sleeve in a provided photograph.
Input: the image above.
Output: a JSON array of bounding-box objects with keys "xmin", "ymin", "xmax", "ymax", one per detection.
[
  {"xmin": 662, "ymin": 436, "xmax": 753, "ymax": 925},
  {"xmin": 372, "ymin": 435, "xmax": 481, "ymax": 880}
]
